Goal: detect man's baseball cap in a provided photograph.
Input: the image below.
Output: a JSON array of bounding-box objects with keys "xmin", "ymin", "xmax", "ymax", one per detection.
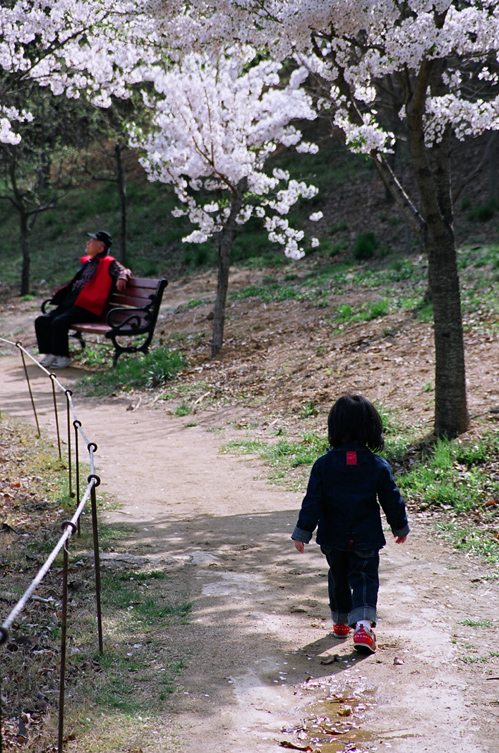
[{"xmin": 87, "ymin": 230, "xmax": 112, "ymax": 248}]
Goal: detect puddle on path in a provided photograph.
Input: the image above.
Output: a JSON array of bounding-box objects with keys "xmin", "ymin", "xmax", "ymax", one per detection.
[{"xmin": 280, "ymin": 683, "xmax": 378, "ymax": 753}]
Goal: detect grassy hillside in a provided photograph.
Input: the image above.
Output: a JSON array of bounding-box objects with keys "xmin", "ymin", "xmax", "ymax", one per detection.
[{"xmin": 1, "ymin": 128, "xmax": 499, "ymax": 297}]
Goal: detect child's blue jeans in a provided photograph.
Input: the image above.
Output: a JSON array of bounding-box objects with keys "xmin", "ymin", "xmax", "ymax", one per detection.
[{"xmin": 320, "ymin": 546, "xmax": 379, "ymax": 627}]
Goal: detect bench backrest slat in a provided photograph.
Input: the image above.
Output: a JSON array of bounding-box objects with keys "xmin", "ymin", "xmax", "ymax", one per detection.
[
  {"xmin": 125, "ymin": 277, "xmax": 161, "ymax": 289},
  {"xmin": 107, "ymin": 277, "xmax": 166, "ymax": 310},
  {"xmin": 110, "ymin": 292, "xmax": 154, "ymax": 308}
]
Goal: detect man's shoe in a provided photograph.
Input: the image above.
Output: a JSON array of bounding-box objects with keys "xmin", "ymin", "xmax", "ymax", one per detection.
[
  {"xmin": 333, "ymin": 623, "xmax": 351, "ymax": 638},
  {"xmin": 353, "ymin": 625, "xmax": 376, "ymax": 654},
  {"xmin": 50, "ymin": 356, "xmax": 73, "ymax": 369},
  {"xmin": 39, "ymin": 354, "xmax": 56, "ymax": 367}
]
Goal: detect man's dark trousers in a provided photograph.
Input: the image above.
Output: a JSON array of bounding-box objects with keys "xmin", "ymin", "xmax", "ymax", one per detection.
[{"xmin": 35, "ymin": 305, "xmax": 101, "ymax": 357}]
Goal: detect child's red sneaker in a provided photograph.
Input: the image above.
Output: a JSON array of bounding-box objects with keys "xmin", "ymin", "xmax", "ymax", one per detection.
[
  {"xmin": 333, "ymin": 623, "xmax": 351, "ymax": 638},
  {"xmin": 353, "ymin": 625, "xmax": 376, "ymax": 653}
]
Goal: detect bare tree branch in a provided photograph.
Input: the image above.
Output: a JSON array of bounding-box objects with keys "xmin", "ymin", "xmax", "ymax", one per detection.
[{"xmin": 454, "ymin": 133, "xmax": 498, "ymax": 202}]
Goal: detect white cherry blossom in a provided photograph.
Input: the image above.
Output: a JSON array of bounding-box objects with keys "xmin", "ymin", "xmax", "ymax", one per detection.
[
  {"xmin": 130, "ymin": 49, "xmax": 319, "ymax": 259},
  {"xmin": 0, "ymin": 0, "xmax": 159, "ymax": 142}
]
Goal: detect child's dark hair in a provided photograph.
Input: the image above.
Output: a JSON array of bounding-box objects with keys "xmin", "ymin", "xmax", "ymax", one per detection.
[{"xmin": 328, "ymin": 394, "xmax": 384, "ymax": 452}]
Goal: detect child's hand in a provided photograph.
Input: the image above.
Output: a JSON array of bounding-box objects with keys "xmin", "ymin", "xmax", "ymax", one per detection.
[
  {"xmin": 394, "ymin": 535, "xmax": 408, "ymax": 544},
  {"xmin": 294, "ymin": 541, "xmax": 305, "ymax": 553}
]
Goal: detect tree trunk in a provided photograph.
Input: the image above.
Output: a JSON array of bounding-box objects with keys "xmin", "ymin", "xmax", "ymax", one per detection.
[
  {"xmin": 211, "ymin": 178, "xmax": 246, "ymax": 358},
  {"xmin": 427, "ymin": 229, "xmax": 468, "ymax": 436},
  {"xmin": 405, "ymin": 60, "xmax": 468, "ymax": 436},
  {"xmin": 489, "ymin": 132, "xmax": 498, "ymax": 204},
  {"xmin": 332, "ymin": 25, "xmax": 468, "ymax": 436},
  {"xmin": 20, "ymin": 207, "xmax": 30, "ymax": 296},
  {"xmin": 115, "ymin": 144, "xmax": 128, "ymax": 266}
]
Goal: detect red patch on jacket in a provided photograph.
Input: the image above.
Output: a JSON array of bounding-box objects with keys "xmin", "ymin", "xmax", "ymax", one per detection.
[{"xmin": 346, "ymin": 451, "xmax": 357, "ymax": 465}]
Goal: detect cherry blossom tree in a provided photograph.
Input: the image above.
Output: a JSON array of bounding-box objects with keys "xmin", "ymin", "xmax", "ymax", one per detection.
[
  {"xmin": 5, "ymin": 1, "xmax": 496, "ymax": 433},
  {"xmin": 148, "ymin": 0, "xmax": 499, "ymax": 436},
  {"xmin": 0, "ymin": 0, "xmax": 162, "ymax": 294},
  {"xmin": 130, "ymin": 49, "xmax": 321, "ymax": 356},
  {"xmin": 0, "ymin": 88, "xmax": 102, "ymax": 294},
  {"xmin": 0, "ymin": 0, "xmax": 163, "ymax": 294},
  {"xmin": 0, "ymin": 0, "xmax": 156, "ymax": 144}
]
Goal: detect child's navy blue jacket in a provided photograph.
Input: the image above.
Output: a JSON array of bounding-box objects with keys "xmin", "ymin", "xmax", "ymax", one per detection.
[{"xmin": 292, "ymin": 443, "xmax": 410, "ymax": 551}]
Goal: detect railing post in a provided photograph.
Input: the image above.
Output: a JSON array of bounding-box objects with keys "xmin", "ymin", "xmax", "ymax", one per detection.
[
  {"xmin": 0, "ymin": 627, "xmax": 7, "ymax": 753},
  {"xmin": 16, "ymin": 343, "xmax": 41, "ymax": 437},
  {"xmin": 88, "ymin": 472, "xmax": 104, "ymax": 654},
  {"xmin": 65, "ymin": 391, "xmax": 74, "ymax": 499},
  {"xmin": 74, "ymin": 421, "xmax": 82, "ymax": 536},
  {"xmin": 50, "ymin": 374, "xmax": 62, "ymax": 459},
  {"xmin": 0, "ymin": 660, "xmax": 3, "ymax": 753},
  {"xmin": 58, "ymin": 521, "xmax": 76, "ymax": 753}
]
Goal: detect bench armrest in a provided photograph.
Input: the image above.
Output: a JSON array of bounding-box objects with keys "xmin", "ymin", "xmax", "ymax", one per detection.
[{"xmin": 106, "ymin": 305, "xmax": 151, "ymax": 333}]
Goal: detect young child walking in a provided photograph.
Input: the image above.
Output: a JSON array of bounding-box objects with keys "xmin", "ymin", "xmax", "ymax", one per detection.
[{"xmin": 292, "ymin": 394, "xmax": 409, "ymax": 654}]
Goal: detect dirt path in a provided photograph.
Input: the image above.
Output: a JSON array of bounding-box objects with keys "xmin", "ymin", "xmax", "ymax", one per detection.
[{"xmin": 1, "ymin": 350, "xmax": 499, "ymax": 753}]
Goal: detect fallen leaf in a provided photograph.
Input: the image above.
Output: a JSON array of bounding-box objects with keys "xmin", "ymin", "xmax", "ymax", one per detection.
[
  {"xmin": 321, "ymin": 654, "xmax": 339, "ymax": 665},
  {"xmin": 279, "ymin": 742, "xmax": 313, "ymax": 751},
  {"xmin": 319, "ymin": 725, "xmax": 350, "ymax": 735},
  {"xmin": 17, "ymin": 716, "xmax": 28, "ymax": 740},
  {"xmin": 338, "ymin": 706, "xmax": 352, "ymax": 717}
]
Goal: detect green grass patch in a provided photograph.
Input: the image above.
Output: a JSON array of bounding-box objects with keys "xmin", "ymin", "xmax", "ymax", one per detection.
[
  {"xmin": 77, "ymin": 347, "xmax": 184, "ymax": 395},
  {"xmin": 415, "ymin": 300, "xmax": 433, "ymax": 322},
  {"xmin": 179, "ymin": 297, "xmax": 211, "ymax": 310},
  {"xmin": 300, "ymin": 402, "xmax": 318, "ymax": 419},
  {"xmin": 222, "ymin": 431, "xmax": 328, "ymax": 485},
  {"xmin": 330, "ymin": 297, "xmax": 390, "ymax": 329},
  {"xmin": 101, "ymin": 572, "xmax": 191, "ymax": 622},
  {"xmin": 458, "ymin": 619, "xmax": 493, "ymax": 628},
  {"xmin": 397, "ymin": 436, "xmax": 499, "ymax": 514},
  {"xmin": 435, "ymin": 520, "xmax": 499, "ymax": 563},
  {"xmin": 229, "ymin": 283, "xmax": 324, "ymax": 304},
  {"xmin": 367, "ymin": 298, "xmax": 389, "ymax": 319},
  {"xmin": 173, "ymin": 402, "xmax": 191, "ymax": 416},
  {"xmin": 374, "ymin": 403, "xmax": 415, "ymax": 464}
]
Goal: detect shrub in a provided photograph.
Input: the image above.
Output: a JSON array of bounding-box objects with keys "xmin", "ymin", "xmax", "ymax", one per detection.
[
  {"xmin": 77, "ymin": 347, "xmax": 184, "ymax": 395},
  {"xmin": 467, "ymin": 199, "xmax": 498, "ymax": 223},
  {"xmin": 174, "ymin": 403, "xmax": 191, "ymax": 416},
  {"xmin": 145, "ymin": 348, "xmax": 185, "ymax": 388},
  {"xmin": 330, "ymin": 220, "xmax": 348, "ymax": 234},
  {"xmin": 352, "ymin": 231, "xmax": 379, "ymax": 260},
  {"xmin": 367, "ymin": 298, "xmax": 389, "ymax": 319},
  {"xmin": 321, "ymin": 239, "xmax": 347, "ymax": 256},
  {"xmin": 182, "ymin": 243, "xmax": 215, "ymax": 267}
]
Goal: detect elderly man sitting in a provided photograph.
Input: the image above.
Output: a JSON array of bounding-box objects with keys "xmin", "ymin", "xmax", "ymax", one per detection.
[{"xmin": 35, "ymin": 231, "xmax": 131, "ymax": 369}]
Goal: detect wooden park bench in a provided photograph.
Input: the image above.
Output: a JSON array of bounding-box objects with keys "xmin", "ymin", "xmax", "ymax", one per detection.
[{"xmin": 42, "ymin": 276, "xmax": 168, "ymax": 365}]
